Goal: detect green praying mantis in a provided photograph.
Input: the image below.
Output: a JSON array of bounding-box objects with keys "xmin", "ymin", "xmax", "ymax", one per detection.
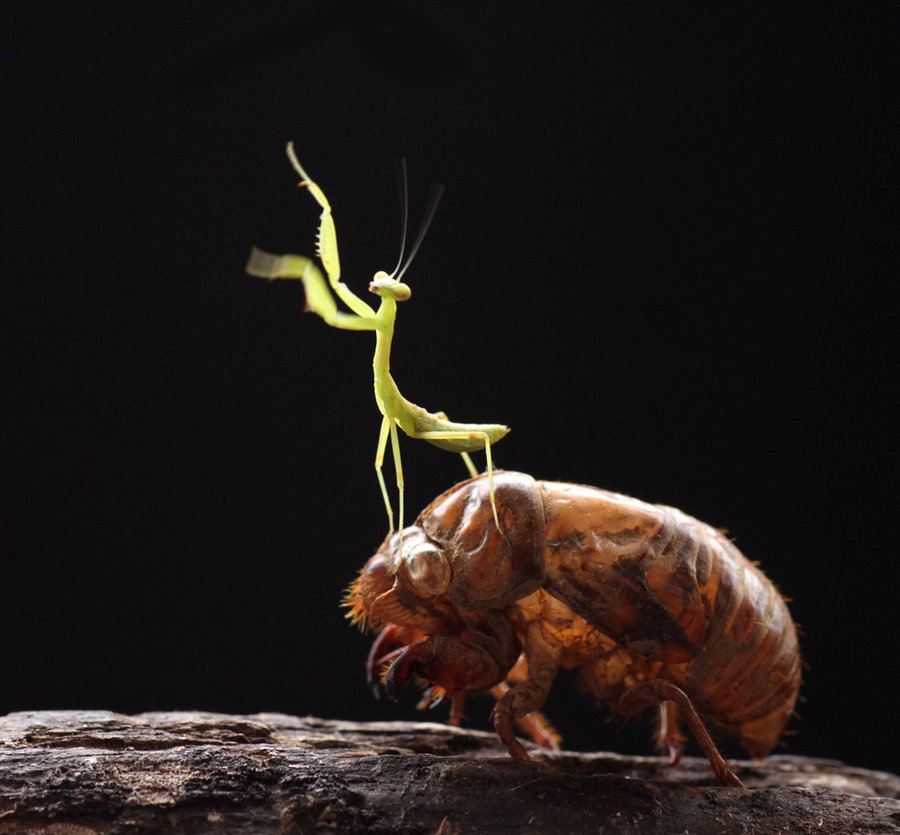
[{"xmin": 247, "ymin": 143, "xmax": 509, "ymax": 536}]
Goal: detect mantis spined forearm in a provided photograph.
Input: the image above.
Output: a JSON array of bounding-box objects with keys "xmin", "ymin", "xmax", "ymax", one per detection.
[{"xmin": 247, "ymin": 143, "xmax": 509, "ymax": 534}]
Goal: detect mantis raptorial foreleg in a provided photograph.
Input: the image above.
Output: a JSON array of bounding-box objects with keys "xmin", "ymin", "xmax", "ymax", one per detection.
[
  {"xmin": 246, "ymin": 251, "xmax": 375, "ymax": 331},
  {"xmin": 248, "ymin": 143, "xmax": 510, "ymax": 536},
  {"xmin": 284, "ymin": 144, "xmax": 375, "ymax": 320}
]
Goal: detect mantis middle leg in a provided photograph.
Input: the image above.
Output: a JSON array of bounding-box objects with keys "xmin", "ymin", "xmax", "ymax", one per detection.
[
  {"xmin": 374, "ymin": 415, "xmax": 406, "ymax": 535},
  {"xmin": 375, "ymin": 423, "xmax": 499, "ymax": 536}
]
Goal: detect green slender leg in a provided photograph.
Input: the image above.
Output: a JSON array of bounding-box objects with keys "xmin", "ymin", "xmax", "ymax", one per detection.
[
  {"xmin": 374, "ymin": 416, "xmax": 395, "ymax": 534},
  {"xmin": 414, "ymin": 429, "xmax": 501, "ymax": 531},
  {"xmin": 389, "ymin": 420, "xmax": 405, "ymax": 535},
  {"xmin": 246, "ymin": 250, "xmax": 376, "ymax": 331},
  {"xmin": 373, "ymin": 415, "xmax": 407, "ymax": 536},
  {"xmin": 459, "ymin": 452, "xmax": 478, "ymax": 478}
]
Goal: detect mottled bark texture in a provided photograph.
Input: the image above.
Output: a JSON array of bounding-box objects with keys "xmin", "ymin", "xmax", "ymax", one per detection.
[{"xmin": 1, "ymin": 711, "xmax": 897, "ymax": 834}]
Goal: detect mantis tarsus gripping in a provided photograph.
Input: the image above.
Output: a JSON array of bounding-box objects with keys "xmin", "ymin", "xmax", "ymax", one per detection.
[{"xmin": 247, "ymin": 143, "xmax": 509, "ymax": 535}]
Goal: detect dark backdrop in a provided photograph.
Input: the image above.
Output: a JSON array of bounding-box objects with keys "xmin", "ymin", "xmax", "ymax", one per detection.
[{"xmin": 6, "ymin": 2, "xmax": 895, "ymax": 773}]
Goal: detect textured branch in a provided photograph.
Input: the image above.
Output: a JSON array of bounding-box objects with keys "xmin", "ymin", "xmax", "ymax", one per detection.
[{"xmin": 1, "ymin": 711, "xmax": 897, "ymax": 834}]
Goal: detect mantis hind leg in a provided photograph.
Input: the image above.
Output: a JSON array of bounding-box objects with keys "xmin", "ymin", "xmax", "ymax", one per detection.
[
  {"xmin": 412, "ymin": 429, "xmax": 501, "ymax": 531},
  {"xmin": 434, "ymin": 412, "xmax": 479, "ymax": 480},
  {"xmin": 459, "ymin": 452, "xmax": 478, "ymax": 478}
]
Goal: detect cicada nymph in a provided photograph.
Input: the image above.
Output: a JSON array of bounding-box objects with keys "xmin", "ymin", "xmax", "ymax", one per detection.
[{"xmin": 346, "ymin": 472, "xmax": 801, "ymax": 787}]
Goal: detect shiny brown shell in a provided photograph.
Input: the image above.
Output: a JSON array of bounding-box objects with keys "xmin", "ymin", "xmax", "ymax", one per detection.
[{"xmin": 346, "ymin": 471, "xmax": 801, "ymax": 785}]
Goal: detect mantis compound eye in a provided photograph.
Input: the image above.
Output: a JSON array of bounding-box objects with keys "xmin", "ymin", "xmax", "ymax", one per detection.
[
  {"xmin": 390, "ymin": 281, "xmax": 412, "ymax": 301},
  {"xmin": 403, "ymin": 542, "xmax": 450, "ymax": 596}
]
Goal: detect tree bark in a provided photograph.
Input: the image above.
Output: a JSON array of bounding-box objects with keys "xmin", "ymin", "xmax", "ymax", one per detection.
[{"xmin": 1, "ymin": 711, "xmax": 897, "ymax": 834}]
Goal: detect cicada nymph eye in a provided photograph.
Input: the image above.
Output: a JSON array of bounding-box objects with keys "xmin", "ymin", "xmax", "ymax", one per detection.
[{"xmin": 402, "ymin": 542, "xmax": 450, "ymax": 596}]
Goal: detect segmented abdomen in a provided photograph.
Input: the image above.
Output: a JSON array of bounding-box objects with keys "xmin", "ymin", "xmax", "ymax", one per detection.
[
  {"xmin": 651, "ymin": 507, "xmax": 801, "ymax": 758},
  {"xmin": 539, "ymin": 482, "xmax": 800, "ymax": 759}
]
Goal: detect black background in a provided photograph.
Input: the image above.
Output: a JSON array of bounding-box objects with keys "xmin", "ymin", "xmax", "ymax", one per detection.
[{"xmin": 6, "ymin": 2, "xmax": 895, "ymax": 773}]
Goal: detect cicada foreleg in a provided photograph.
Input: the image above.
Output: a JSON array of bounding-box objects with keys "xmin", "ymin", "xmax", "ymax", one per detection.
[
  {"xmin": 490, "ymin": 680, "xmax": 561, "ymax": 751},
  {"xmin": 490, "ymin": 621, "xmax": 561, "ymax": 759}
]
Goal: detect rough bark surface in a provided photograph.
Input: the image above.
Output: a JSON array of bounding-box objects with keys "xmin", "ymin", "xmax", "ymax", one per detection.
[{"xmin": 1, "ymin": 711, "xmax": 897, "ymax": 834}]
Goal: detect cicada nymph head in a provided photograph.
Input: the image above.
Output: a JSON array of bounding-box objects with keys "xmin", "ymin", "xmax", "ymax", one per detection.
[{"xmin": 344, "ymin": 472, "xmax": 547, "ymax": 705}]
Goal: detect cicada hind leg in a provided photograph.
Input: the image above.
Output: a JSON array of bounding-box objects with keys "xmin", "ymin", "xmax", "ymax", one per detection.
[
  {"xmin": 657, "ymin": 699, "xmax": 686, "ymax": 765},
  {"xmin": 616, "ymin": 679, "xmax": 744, "ymax": 788}
]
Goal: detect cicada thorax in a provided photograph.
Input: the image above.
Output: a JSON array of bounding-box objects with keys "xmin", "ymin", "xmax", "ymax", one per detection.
[
  {"xmin": 416, "ymin": 470, "xmax": 547, "ymax": 608},
  {"xmin": 538, "ymin": 483, "xmax": 710, "ymax": 663}
]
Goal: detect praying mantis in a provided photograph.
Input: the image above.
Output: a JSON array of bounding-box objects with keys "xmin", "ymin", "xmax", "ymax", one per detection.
[{"xmin": 247, "ymin": 143, "xmax": 509, "ymax": 535}]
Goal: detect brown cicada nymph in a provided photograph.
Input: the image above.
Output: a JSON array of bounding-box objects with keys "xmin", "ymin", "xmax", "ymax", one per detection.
[{"xmin": 346, "ymin": 472, "xmax": 801, "ymax": 787}]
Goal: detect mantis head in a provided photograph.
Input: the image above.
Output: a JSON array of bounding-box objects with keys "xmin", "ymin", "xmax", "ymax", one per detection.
[{"xmin": 369, "ymin": 271, "xmax": 412, "ymax": 301}]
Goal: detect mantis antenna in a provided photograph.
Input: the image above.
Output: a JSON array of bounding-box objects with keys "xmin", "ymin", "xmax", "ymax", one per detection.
[
  {"xmin": 391, "ymin": 158, "xmax": 409, "ymax": 277},
  {"xmin": 394, "ymin": 182, "xmax": 446, "ymax": 284},
  {"xmin": 248, "ymin": 143, "xmax": 509, "ymax": 536}
]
